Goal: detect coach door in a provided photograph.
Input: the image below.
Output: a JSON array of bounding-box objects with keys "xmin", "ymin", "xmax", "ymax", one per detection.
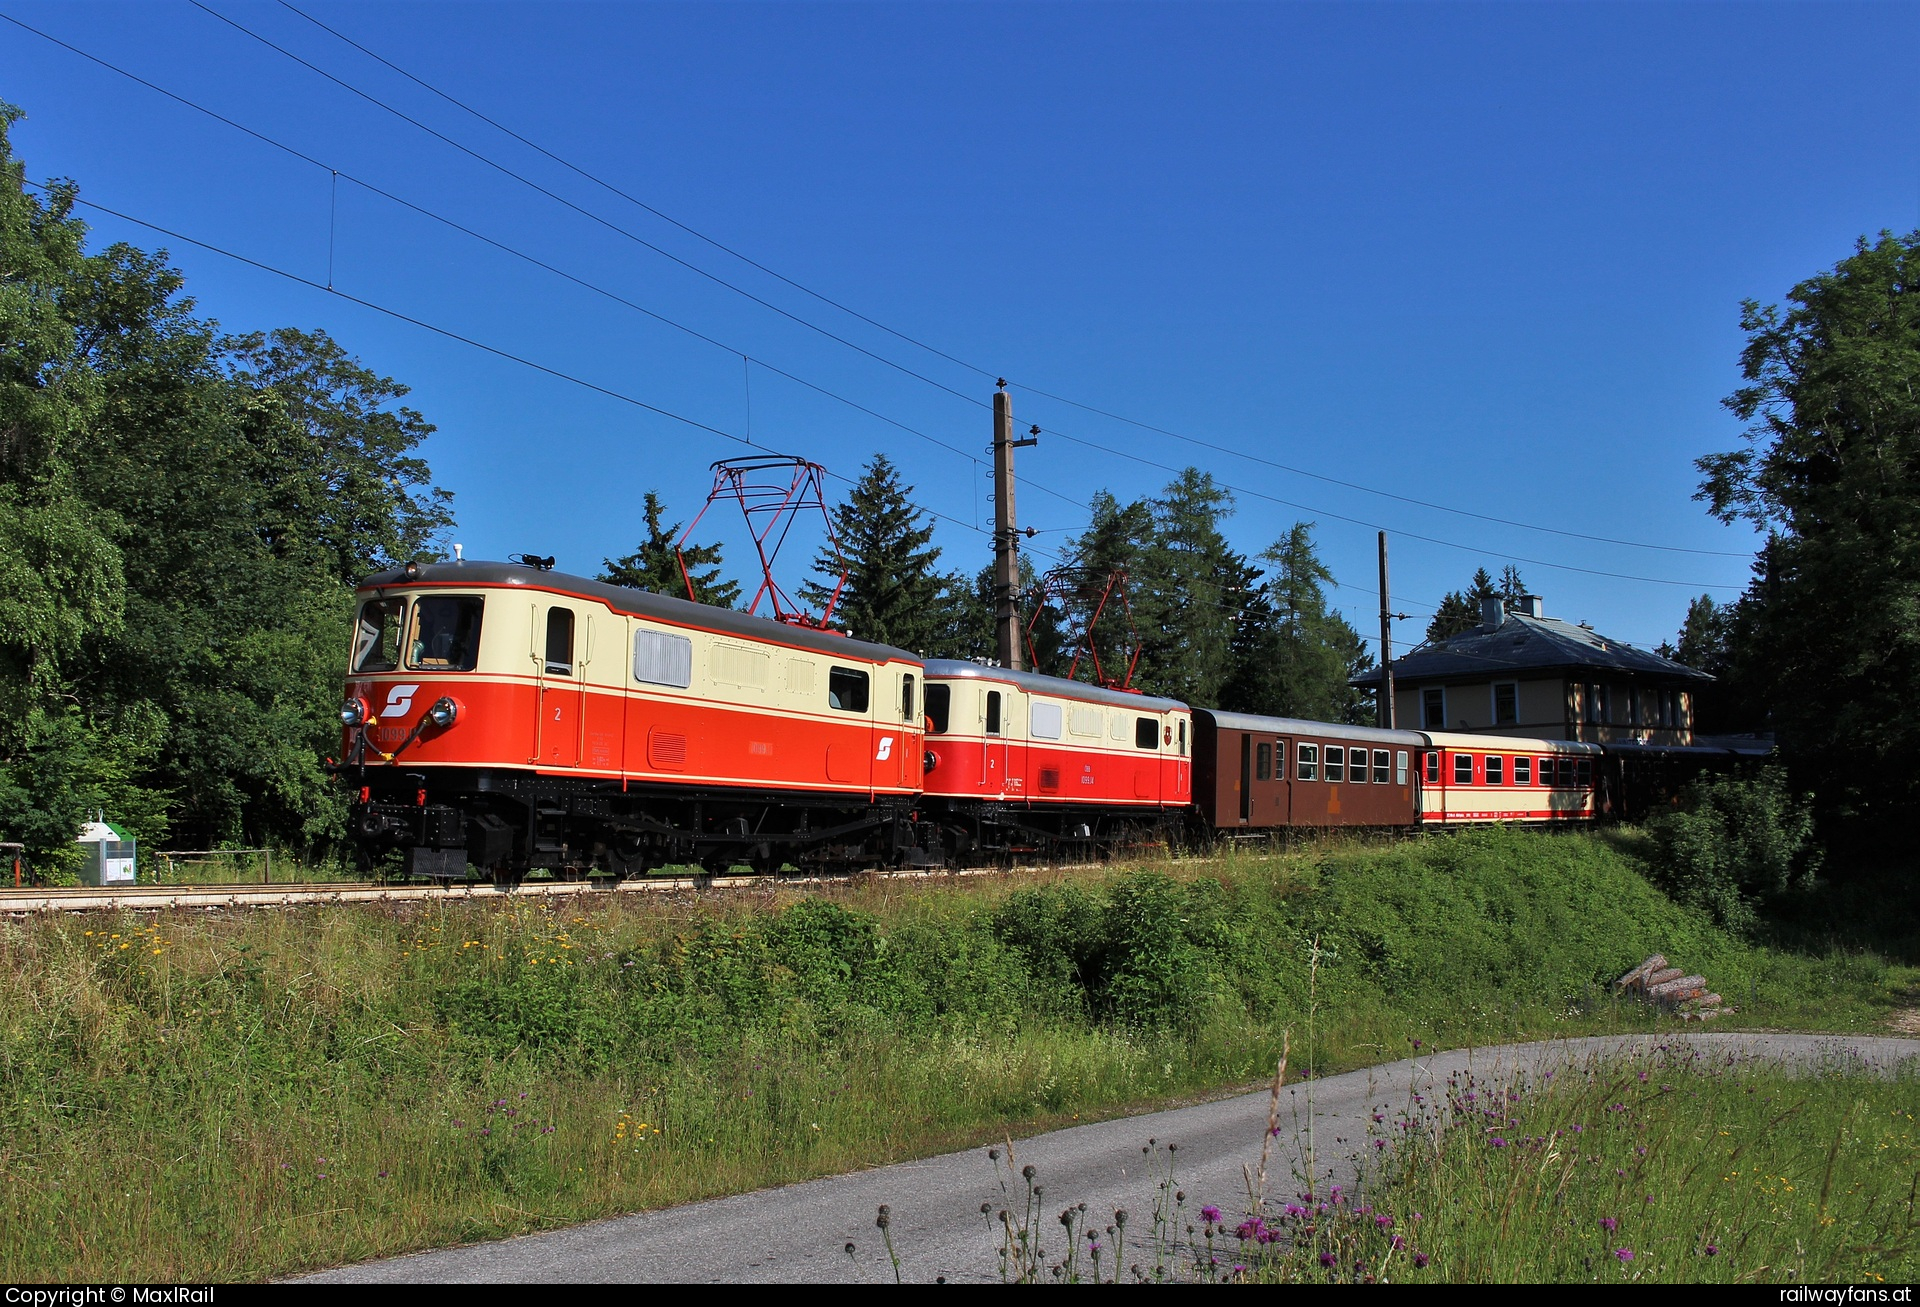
[
  {"xmin": 1238, "ymin": 733, "xmax": 1253, "ymax": 824},
  {"xmin": 1275, "ymin": 735, "xmax": 1294, "ymax": 825},
  {"xmin": 535, "ymin": 604, "xmax": 582, "ymax": 767}
]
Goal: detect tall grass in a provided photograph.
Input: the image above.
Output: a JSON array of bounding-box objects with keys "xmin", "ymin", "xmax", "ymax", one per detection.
[{"xmin": 0, "ymin": 829, "xmax": 1907, "ymax": 1281}]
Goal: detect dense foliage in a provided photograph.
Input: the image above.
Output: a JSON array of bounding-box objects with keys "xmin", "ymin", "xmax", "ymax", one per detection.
[
  {"xmin": 1695, "ymin": 230, "xmax": 1920, "ymax": 837},
  {"xmin": 1646, "ymin": 766, "xmax": 1821, "ymax": 930},
  {"xmin": 599, "ymin": 489, "xmax": 740, "ymax": 608},
  {"xmin": 0, "ymin": 105, "xmax": 451, "ymax": 868}
]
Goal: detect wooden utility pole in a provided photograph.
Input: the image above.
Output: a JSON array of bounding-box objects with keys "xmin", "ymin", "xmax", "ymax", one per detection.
[
  {"xmin": 1378, "ymin": 531, "xmax": 1396, "ymax": 729},
  {"xmin": 991, "ymin": 383, "xmax": 1035, "ymax": 670}
]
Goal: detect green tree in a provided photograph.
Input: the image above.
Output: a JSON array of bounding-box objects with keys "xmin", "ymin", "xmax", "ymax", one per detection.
[
  {"xmin": 802, "ymin": 454, "xmax": 957, "ymax": 652},
  {"xmin": 601, "ymin": 490, "xmax": 741, "ymax": 608},
  {"xmin": 1425, "ymin": 566, "xmax": 1503, "ymax": 642},
  {"xmin": 1129, "ymin": 469, "xmax": 1241, "ymax": 705},
  {"xmin": 1220, "ymin": 522, "xmax": 1374, "ymax": 722},
  {"xmin": 1697, "ymin": 230, "xmax": 1920, "ymax": 834}
]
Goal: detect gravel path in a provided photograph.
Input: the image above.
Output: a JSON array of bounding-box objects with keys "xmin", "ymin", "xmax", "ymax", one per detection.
[{"xmin": 303, "ymin": 1031, "xmax": 1919, "ymax": 1284}]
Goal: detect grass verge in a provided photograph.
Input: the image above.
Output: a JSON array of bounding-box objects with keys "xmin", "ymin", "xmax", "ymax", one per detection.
[{"xmin": 0, "ymin": 827, "xmax": 1910, "ymax": 1281}]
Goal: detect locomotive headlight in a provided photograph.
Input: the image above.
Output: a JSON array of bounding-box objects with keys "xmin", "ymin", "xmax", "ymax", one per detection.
[
  {"xmin": 427, "ymin": 696, "xmax": 459, "ymax": 728},
  {"xmin": 340, "ymin": 698, "xmax": 368, "ymax": 727}
]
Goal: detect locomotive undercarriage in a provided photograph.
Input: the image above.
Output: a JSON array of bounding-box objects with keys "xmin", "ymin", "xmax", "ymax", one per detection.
[{"xmin": 346, "ymin": 766, "xmax": 1182, "ymax": 882}]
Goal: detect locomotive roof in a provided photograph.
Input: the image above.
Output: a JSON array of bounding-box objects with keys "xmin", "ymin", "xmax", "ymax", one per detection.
[
  {"xmin": 1197, "ymin": 709, "xmax": 1425, "ymax": 748},
  {"xmin": 1351, "ymin": 610, "xmax": 1711, "ymax": 687},
  {"xmin": 357, "ymin": 560, "xmax": 921, "ymax": 665},
  {"xmin": 919, "ymin": 659, "xmax": 1189, "ymax": 714}
]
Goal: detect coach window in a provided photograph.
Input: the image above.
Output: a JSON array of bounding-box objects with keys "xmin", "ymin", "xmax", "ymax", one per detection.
[
  {"xmin": 1178, "ymin": 719, "xmax": 1187, "ymax": 755},
  {"xmin": 1325, "ymin": 745, "xmax": 1345, "ymax": 783},
  {"xmin": 924, "ymin": 683, "xmax": 951, "ymax": 734},
  {"xmin": 1576, "ymin": 758, "xmax": 1593, "ymax": 787},
  {"xmin": 410, "ymin": 596, "xmax": 485, "ymax": 672},
  {"xmin": 1513, "ymin": 755, "xmax": 1531, "ymax": 786},
  {"xmin": 1454, "ymin": 753, "xmax": 1474, "ymax": 785},
  {"xmin": 1423, "ymin": 687, "xmax": 1445, "ymax": 730},
  {"xmin": 1424, "ymin": 750, "xmax": 1440, "ymax": 783},
  {"xmin": 1297, "ymin": 743, "xmax": 1318, "ymax": 781},
  {"xmin": 902, "ymin": 674, "xmax": 916, "ymax": 723},
  {"xmin": 1135, "ymin": 717, "xmax": 1158, "ymax": 748},
  {"xmin": 1539, "ymin": 756, "xmax": 1557, "ymax": 787},
  {"xmin": 1493, "ymin": 682, "xmax": 1518, "ymax": 727},
  {"xmin": 541, "ymin": 606, "xmax": 574, "ymax": 675},
  {"xmin": 1396, "ymin": 750, "xmax": 1409, "ymax": 786},
  {"xmin": 828, "ymin": 666, "xmax": 869, "ymax": 713},
  {"xmin": 1255, "ymin": 742, "xmax": 1272, "ymax": 781},
  {"xmin": 1373, "ymin": 749, "xmax": 1390, "ymax": 784},
  {"xmin": 985, "ymin": 690, "xmax": 1002, "ymax": 735},
  {"xmin": 354, "ymin": 598, "xmax": 405, "ymax": 673},
  {"xmin": 1486, "ymin": 754, "xmax": 1504, "ymax": 786}
]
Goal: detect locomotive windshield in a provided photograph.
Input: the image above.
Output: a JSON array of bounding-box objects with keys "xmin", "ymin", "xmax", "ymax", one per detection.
[
  {"xmin": 924, "ymin": 683, "xmax": 951, "ymax": 733},
  {"xmin": 406, "ymin": 596, "xmax": 485, "ymax": 671},
  {"xmin": 353, "ymin": 598, "xmax": 405, "ymax": 672}
]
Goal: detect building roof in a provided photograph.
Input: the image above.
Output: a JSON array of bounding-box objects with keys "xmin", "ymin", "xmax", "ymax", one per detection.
[{"xmin": 1351, "ymin": 609, "xmax": 1711, "ymax": 688}]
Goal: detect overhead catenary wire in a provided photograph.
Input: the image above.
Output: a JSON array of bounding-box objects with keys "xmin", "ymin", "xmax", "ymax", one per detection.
[
  {"xmin": 6, "ymin": 7, "xmax": 1745, "ymax": 597},
  {"xmin": 268, "ymin": 0, "xmax": 1750, "ymax": 565},
  {"xmin": 134, "ymin": 4, "xmax": 1745, "ymax": 589}
]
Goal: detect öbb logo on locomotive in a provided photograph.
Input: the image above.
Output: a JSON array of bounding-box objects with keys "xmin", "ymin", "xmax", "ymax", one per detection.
[{"xmin": 336, "ymin": 558, "xmax": 1601, "ymax": 882}]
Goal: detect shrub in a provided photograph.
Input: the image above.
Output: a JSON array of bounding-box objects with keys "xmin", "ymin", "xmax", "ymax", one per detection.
[{"xmin": 1646, "ymin": 765, "xmax": 1820, "ymax": 930}]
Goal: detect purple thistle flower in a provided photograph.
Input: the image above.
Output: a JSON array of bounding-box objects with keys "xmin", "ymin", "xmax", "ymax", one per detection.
[
  {"xmin": 1705, "ymin": 1244, "xmax": 1718, "ymax": 1257},
  {"xmin": 1413, "ymin": 1252, "xmax": 1430, "ymax": 1269},
  {"xmin": 1201, "ymin": 1205, "xmax": 1221, "ymax": 1223},
  {"xmin": 1490, "ymin": 1137, "xmax": 1508, "ymax": 1148},
  {"xmin": 1319, "ymin": 1252, "xmax": 1337, "ymax": 1268},
  {"xmin": 1601, "ymin": 1217, "xmax": 1618, "ymax": 1232},
  {"xmin": 1615, "ymin": 1248, "xmax": 1634, "ymax": 1262},
  {"xmin": 1390, "ymin": 1234, "xmax": 1405, "ymax": 1250},
  {"xmin": 1375, "ymin": 1215, "xmax": 1393, "ymax": 1229}
]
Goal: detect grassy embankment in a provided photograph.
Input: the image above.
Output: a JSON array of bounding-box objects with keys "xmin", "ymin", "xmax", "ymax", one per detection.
[
  {"xmin": 1128, "ymin": 1047, "xmax": 1917, "ymax": 1284},
  {"xmin": 0, "ymin": 827, "xmax": 1912, "ymax": 1281}
]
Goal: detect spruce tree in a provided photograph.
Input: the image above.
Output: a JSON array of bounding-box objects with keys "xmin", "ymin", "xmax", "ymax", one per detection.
[
  {"xmin": 1425, "ymin": 566, "xmax": 1502, "ymax": 641},
  {"xmin": 600, "ymin": 490, "xmax": 740, "ymax": 608},
  {"xmin": 1221, "ymin": 522, "xmax": 1373, "ymax": 722},
  {"xmin": 1131, "ymin": 469, "xmax": 1239, "ymax": 705},
  {"xmin": 801, "ymin": 454, "xmax": 955, "ymax": 651}
]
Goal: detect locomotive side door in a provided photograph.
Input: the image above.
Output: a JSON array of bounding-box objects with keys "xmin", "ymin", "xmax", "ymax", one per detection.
[
  {"xmin": 982, "ymin": 688, "xmax": 1006, "ymax": 796},
  {"xmin": 535, "ymin": 603, "xmax": 582, "ymax": 767}
]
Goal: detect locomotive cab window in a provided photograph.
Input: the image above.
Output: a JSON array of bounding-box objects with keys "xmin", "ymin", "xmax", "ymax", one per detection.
[
  {"xmin": 1135, "ymin": 717, "xmax": 1158, "ymax": 749},
  {"xmin": 542, "ymin": 606, "xmax": 574, "ymax": 675},
  {"xmin": 353, "ymin": 598, "xmax": 405, "ymax": 673},
  {"xmin": 828, "ymin": 667, "xmax": 869, "ymax": 712},
  {"xmin": 1454, "ymin": 753, "xmax": 1474, "ymax": 785},
  {"xmin": 924, "ymin": 683, "xmax": 951, "ymax": 734},
  {"xmin": 1296, "ymin": 743, "xmax": 1318, "ymax": 781},
  {"xmin": 902, "ymin": 674, "xmax": 916, "ymax": 723},
  {"xmin": 1178, "ymin": 719, "xmax": 1186, "ymax": 756},
  {"xmin": 408, "ymin": 597, "xmax": 485, "ymax": 671},
  {"xmin": 1325, "ymin": 745, "xmax": 1345, "ymax": 783}
]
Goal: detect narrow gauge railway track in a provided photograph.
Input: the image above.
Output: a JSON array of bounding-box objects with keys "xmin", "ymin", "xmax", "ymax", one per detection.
[{"xmin": 0, "ymin": 865, "xmax": 1019, "ymax": 914}]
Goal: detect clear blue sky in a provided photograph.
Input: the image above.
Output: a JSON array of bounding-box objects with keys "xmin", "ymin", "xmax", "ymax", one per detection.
[{"xmin": 5, "ymin": 1, "xmax": 1916, "ymax": 654}]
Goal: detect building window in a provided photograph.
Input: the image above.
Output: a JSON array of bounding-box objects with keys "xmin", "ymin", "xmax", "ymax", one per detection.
[
  {"xmin": 1626, "ymin": 688, "xmax": 1641, "ymax": 727},
  {"xmin": 1584, "ymin": 683, "xmax": 1609, "ymax": 725},
  {"xmin": 1326, "ymin": 745, "xmax": 1345, "ymax": 783},
  {"xmin": 1454, "ymin": 753, "xmax": 1473, "ymax": 785},
  {"xmin": 1486, "ymin": 754, "xmax": 1504, "ymax": 785},
  {"xmin": 1423, "ymin": 687, "xmax": 1445, "ymax": 729},
  {"xmin": 1297, "ymin": 743, "xmax": 1319, "ymax": 781},
  {"xmin": 1493, "ymin": 682, "xmax": 1518, "ymax": 726},
  {"xmin": 1255, "ymin": 742, "xmax": 1272, "ymax": 781},
  {"xmin": 1372, "ymin": 749, "xmax": 1390, "ymax": 784},
  {"xmin": 1513, "ymin": 755, "xmax": 1531, "ymax": 786}
]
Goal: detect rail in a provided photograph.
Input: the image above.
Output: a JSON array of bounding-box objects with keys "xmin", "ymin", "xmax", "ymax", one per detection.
[{"xmin": 0, "ymin": 865, "xmax": 1015, "ymax": 913}]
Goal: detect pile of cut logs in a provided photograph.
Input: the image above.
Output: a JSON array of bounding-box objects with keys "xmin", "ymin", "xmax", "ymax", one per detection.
[{"xmin": 1613, "ymin": 954, "xmax": 1730, "ymax": 1021}]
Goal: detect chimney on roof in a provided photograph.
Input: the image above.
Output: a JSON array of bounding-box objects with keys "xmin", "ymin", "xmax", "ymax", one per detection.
[
  {"xmin": 1480, "ymin": 595, "xmax": 1505, "ymax": 629},
  {"xmin": 1512, "ymin": 594, "xmax": 1543, "ymax": 618}
]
